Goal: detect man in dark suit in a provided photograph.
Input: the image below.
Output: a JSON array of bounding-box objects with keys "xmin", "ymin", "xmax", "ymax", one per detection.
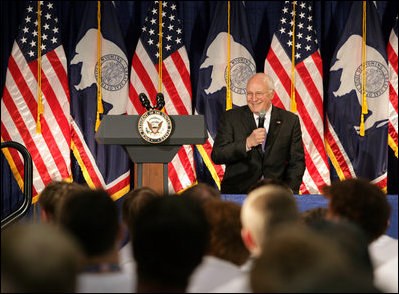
[{"xmin": 211, "ymin": 73, "xmax": 305, "ymax": 194}]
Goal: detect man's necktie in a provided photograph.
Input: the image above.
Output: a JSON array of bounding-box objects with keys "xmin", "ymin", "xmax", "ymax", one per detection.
[{"xmin": 262, "ymin": 129, "xmax": 267, "ymax": 152}]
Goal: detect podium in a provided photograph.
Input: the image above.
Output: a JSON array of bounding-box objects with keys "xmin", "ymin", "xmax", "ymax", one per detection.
[{"xmin": 95, "ymin": 115, "xmax": 207, "ymax": 194}]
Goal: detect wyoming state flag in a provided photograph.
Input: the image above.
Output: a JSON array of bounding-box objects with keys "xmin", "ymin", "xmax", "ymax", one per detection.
[
  {"xmin": 69, "ymin": 1, "xmax": 130, "ymax": 199},
  {"xmin": 195, "ymin": 1, "xmax": 255, "ymax": 189},
  {"xmin": 325, "ymin": 2, "xmax": 389, "ymax": 191}
]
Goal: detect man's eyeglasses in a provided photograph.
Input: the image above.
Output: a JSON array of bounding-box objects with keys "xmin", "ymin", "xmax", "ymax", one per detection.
[{"xmin": 246, "ymin": 90, "xmax": 273, "ymax": 99}]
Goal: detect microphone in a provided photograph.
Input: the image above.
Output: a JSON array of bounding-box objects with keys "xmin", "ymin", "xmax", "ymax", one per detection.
[
  {"xmin": 258, "ymin": 110, "xmax": 266, "ymax": 150},
  {"xmin": 258, "ymin": 110, "xmax": 266, "ymax": 128},
  {"xmin": 139, "ymin": 93, "xmax": 152, "ymax": 110},
  {"xmin": 156, "ymin": 93, "xmax": 165, "ymax": 110},
  {"xmin": 139, "ymin": 93, "xmax": 148, "ymax": 101}
]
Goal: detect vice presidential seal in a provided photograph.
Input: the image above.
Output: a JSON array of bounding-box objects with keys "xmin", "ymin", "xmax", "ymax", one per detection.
[{"xmin": 138, "ymin": 110, "xmax": 172, "ymax": 143}]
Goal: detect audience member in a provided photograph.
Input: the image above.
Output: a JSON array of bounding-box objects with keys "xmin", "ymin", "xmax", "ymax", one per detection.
[
  {"xmin": 181, "ymin": 182, "xmax": 221, "ymax": 203},
  {"xmin": 119, "ymin": 186, "xmax": 160, "ymax": 273},
  {"xmin": 187, "ymin": 199, "xmax": 249, "ymax": 292},
  {"xmin": 322, "ymin": 178, "xmax": 398, "ymax": 291},
  {"xmin": 299, "ymin": 201, "xmax": 374, "ymax": 282},
  {"xmin": 307, "ymin": 219, "xmax": 374, "ymax": 282},
  {"xmin": 38, "ymin": 180, "xmax": 87, "ymax": 223},
  {"xmin": 247, "ymin": 177, "xmax": 292, "ymax": 193},
  {"xmin": 131, "ymin": 195, "xmax": 209, "ymax": 292},
  {"xmin": 373, "ymin": 255, "xmax": 398, "ymax": 293},
  {"xmin": 1, "ymin": 222, "xmax": 82, "ymax": 293},
  {"xmin": 322, "ymin": 180, "xmax": 397, "ymax": 260},
  {"xmin": 121, "ymin": 186, "xmax": 160, "ymax": 228},
  {"xmin": 57, "ymin": 189, "xmax": 134, "ymax": 293},
  {"xmin": 241, "ymin": 184, "xmax": 298, "ymax": 257},
  {"xmin": 250, "ymin": 225, "xmax": 380, "ymax": 293},
  {"xmin": 211, "ymin": 183, "xmax": 298, "ymax": 292},
  {"xmin": 299, "ymin": 206, "xmax": 327, "ymax": 226}
]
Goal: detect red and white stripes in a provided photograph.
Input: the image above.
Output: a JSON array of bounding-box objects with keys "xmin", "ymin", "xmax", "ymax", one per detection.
[
  {"xmin": 265, "ymin": 37, "xmax": 330, "ymax": 194},
  {"xmin": 387, "ymin": 22, "xmax": 398, "ymax": 157},
  {"xmin": 128, "ymin": 41, "xmax": 196, "ymax": 192},
  {"xmin": 1, "ymin": 44, "xmax": 72, "ymax": 201}
]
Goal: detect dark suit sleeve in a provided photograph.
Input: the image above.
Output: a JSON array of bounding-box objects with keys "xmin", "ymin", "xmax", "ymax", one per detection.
[
  {"xmin": 286, "ymin": 115, "xmax": 306, "ymax": 193},
  {"xmin": 211, "ymin": 111, "xmax": 248, "ymax": 165}
]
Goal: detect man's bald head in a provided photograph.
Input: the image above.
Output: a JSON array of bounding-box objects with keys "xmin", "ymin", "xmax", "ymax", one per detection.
[
  {"xmin": 246, "ymin": 73, "xmax": 275, "ymax": 114},
  {"xmin": 241, "ymin": 185, "xmax": 298, "ymax": 256}
]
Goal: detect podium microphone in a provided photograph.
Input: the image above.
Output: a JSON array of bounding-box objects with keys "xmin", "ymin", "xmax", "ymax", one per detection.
[
  {"xmin": 139, "ymin": 93, "xmax": 148, "ymax": 100},
  {"xmin": 258, "ymin": 110, "xmax": 266, "ymax": 128},
  {"xmin": 139, "ymin": 93, "xmax": 150, "ymax": 109},
  {"xmin": 156, "ymin": 93, "xmax": 165, "ymax": 110}
]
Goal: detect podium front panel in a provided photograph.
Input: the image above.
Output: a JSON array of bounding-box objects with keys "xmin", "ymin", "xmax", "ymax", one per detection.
[
  {"xmin": 95, "ymin": 115, "xmax": 207, "ymax": 146},
  {"xmin": 125, "ymin": 146, "xmax": 181, "ymax": 163}
]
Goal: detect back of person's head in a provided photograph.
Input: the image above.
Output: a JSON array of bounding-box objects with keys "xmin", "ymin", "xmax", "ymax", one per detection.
[
  {"xmin": 241, "ymin": 184, "xmax": 298, "ymax": 256},
  {"xmin": 1, "ymin": 222, "xmax": 82, "ymax": 293},
  {"xmin": 121, "ymin": 186, "xmax": 160, "ymax": 231},
  {"xmin": 132, "ymin": 195, "xmax": 209, "ymax": 292},
  {"xmin": 299, "ymin": 206, "xmax": 327, "ymax": 226},
  {"xmin": 202, "ymin": 199, "xmax": 249, "ymax": 266},
  {"xmin": 307, "ymin": 219, "xmax": 374, "ymax": 281},
  {"xmin": 38, "ymin": 180, "xmax": 86, "ymax": 222},
  {"xmin": 181, "ymin": 183, "xmax": 221, "ymax": 203},
  {"xmin": 57, "ymin": 188, "xmax": 119, "ymax": 257},
  {"xmin": 250, "ymin": 225, "xmax": 379, "ymax": 293},
  {"xmin": 322, "ymin": 178, "xmax": 391, "ymax": 243},
  {"xmin": 248, "ymin": 177, "xmax": 292, "ymax": 193}
]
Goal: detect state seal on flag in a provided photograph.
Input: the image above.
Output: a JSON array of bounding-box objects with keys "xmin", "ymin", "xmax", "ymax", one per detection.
[
  {"xmin": 354, "ymin": 60, "xmax": 389, "ymax": 98},
  {"xmin": 138, "ymin": 110, "xmax": 173, "ymax": 143},
  {"xmin": 95, "ymin": 54, "xmax": 128, "ymax": 91},
  {"xmin": 225, "ymin": 57, "xmax": 256, "ymax": 94}
]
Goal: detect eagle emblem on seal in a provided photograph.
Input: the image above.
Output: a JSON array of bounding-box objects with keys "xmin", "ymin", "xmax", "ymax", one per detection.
[{"xmin": 147, "ymin": 121, "xmax": 163, "ymax": 134}]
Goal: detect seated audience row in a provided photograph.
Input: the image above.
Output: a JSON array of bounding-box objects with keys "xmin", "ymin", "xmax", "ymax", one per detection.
[{"xmin": 1, "ymin": 177, "xmax": 396, "ymax": 293}]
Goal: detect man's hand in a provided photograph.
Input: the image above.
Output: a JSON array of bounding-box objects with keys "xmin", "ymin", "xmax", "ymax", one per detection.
[{"xmin": 246, "ymin": 128, "xmax": 266, "ymax": 149}]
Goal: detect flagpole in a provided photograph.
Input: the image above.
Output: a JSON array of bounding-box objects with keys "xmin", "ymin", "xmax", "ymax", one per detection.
[
  {"xmin": 158, "ymin": 1, "xmax": 163, "ymax": 96},
  {"xmin": 360, "ymin": 1, "xmax": 368, "ymax": 136},
  {"xmin": 36, "ymin": 1, "xmax": 43, "ymax": 134},
  {"xmin": 226, "ymin": 1, "xmax": 232, "ymax": 111},
  {"xmin": 290, "ymin": 1, "xmax": 297, "ymax": 113},
  {"xmin": 95, "ymin": 1, "xmax": 103, "ymax": 132}
]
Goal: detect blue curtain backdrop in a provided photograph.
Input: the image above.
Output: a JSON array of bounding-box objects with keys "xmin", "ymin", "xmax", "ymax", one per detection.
[{"xmin": 1, "ymin": 1, "xmax": 398, "ymax": 217}]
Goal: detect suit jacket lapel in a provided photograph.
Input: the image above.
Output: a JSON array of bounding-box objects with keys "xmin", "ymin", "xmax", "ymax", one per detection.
[
  {"xmin": 242, "ymin": 106, "xmax": 263, "ymax": 156},
  {"xmin": 243, "ymin": 106, "xmax": 257, "ymax": 131},
  {"xmin": 264, "ymin": 106, "xmax": 282, "ymax": 156}
]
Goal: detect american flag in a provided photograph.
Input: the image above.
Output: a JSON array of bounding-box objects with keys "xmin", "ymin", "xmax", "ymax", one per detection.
[
  {"xmin": 264, "ymin": 1, "xmax": 330, "ymax": 194},
  {"xmin": 127, "ymin": 1, "xmax": 196, "ymax": 192},
  {"xmin": 388, "ymin": 15, "xmax": 398, "ymax": 158},
  {"xmin": 1, "ymin": 1, "xmax": 71, "ymax": 201}
]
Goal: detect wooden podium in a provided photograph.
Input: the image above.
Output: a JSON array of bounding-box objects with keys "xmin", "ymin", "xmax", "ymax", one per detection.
[{"xmin": 95, "ymin": 115, "xmax": 207, "ymax": 195}]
